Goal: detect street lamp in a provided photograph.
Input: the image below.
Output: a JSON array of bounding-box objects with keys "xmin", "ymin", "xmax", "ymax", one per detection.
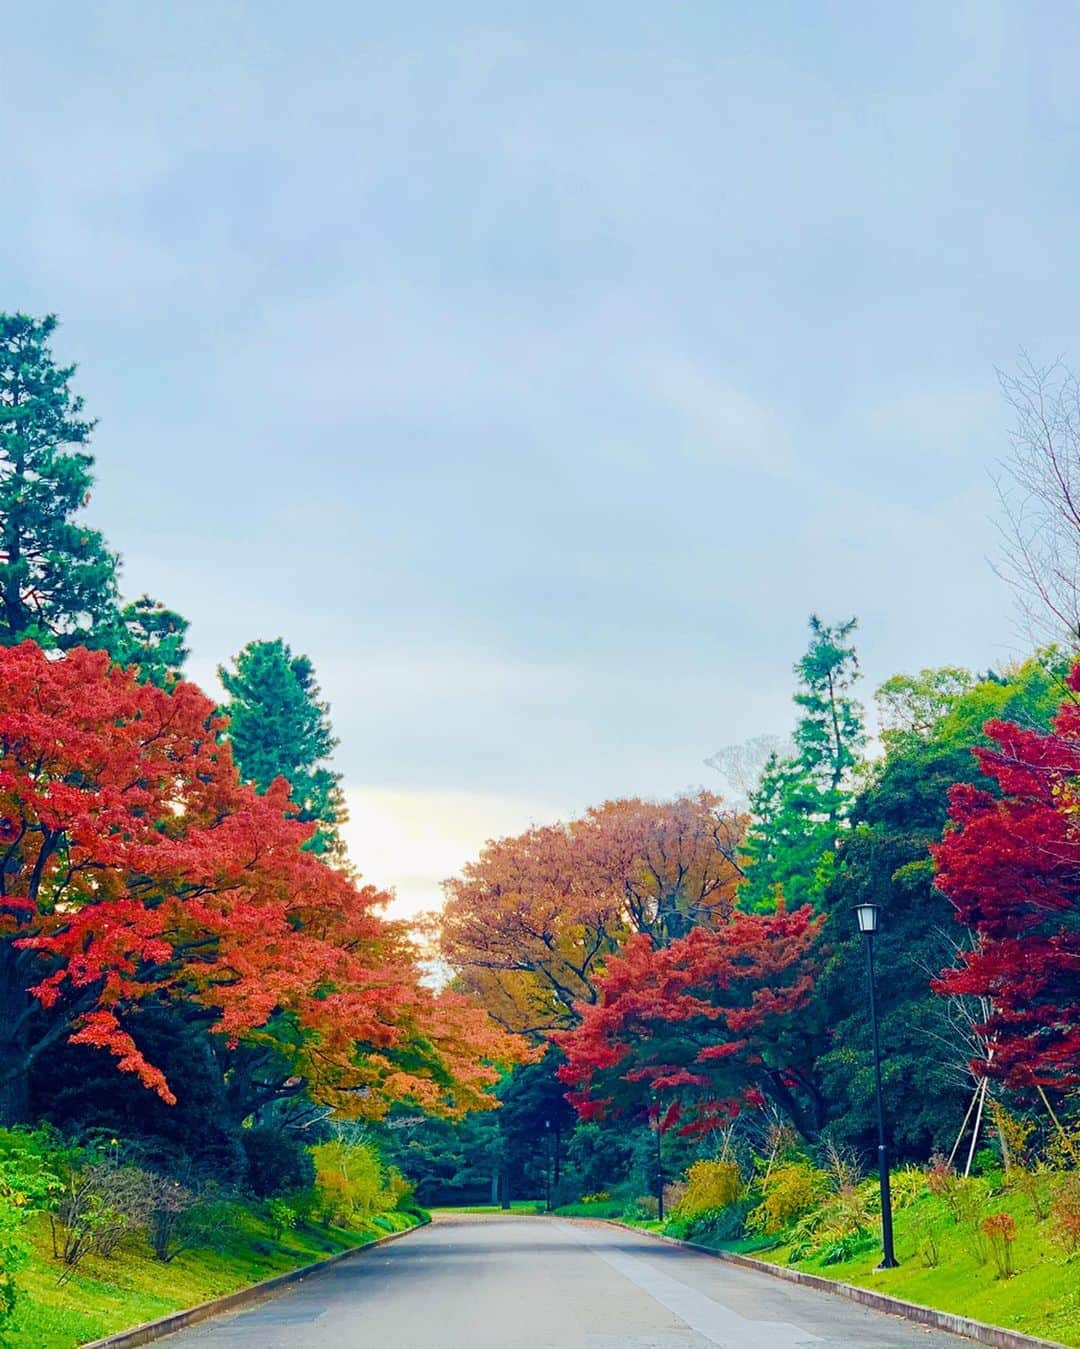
[
  {"xmin": 652, "ymin": 1099, "xmax": 665, "ymax": 1224},
  {"xmin": 544, "ymin": 1119, "xmax": 552, "ymax": 1212},
  {"xmin": 855, "ymin": 902, "xmax": 898, "ymax": 1268}
]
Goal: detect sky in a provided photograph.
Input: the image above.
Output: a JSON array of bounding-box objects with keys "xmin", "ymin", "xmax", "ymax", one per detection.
[{"xmin": 4, "ymin": 2, "xmax": 1079, "ymax": 915}]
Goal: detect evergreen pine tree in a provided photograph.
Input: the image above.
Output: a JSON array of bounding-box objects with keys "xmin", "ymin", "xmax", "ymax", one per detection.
[
  {"xmin": 741, "ymin": 615, "xmax": 865, "ymax": 910},
  {"xmin": 0, "ymin": 314, "xmax": 188, "ymax": 686},
  {"xmin": 111, "ymin": 594, "xmax": 191, "ymax": 688},
  {"xmin": 792, "ymin": 614, "xmax": 864, "ymax": 821},
  {"xmin": 219, "ymin": 638, "xmax": 347, "ymax": 858},
  {"xmin": 0, "ymin": 313, "xmax": 119, "ymax": 646}
]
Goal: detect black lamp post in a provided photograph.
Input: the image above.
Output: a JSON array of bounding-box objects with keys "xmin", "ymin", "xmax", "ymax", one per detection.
[
  {"xmin": 544, "ymin": 1119, "xmax": 552, "ymax": 1212},
  {"xmin": 653, "ymin": 1101, "xmax": 665, "ymax": 1224},
  {"xmin": 855, "ymin": 902, "xmax": 898, "ymax": 1269}
]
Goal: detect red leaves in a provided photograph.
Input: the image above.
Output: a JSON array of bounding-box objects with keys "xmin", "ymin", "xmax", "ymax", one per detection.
[
  {"xmin": 68, "ymin": 1011, "xmax": 177, "ymax": 1103},
  {"xmin": 0, "ymin": 641, "xmax": 523, "ymax": 1114},
  {"xmin": 556, "ymin": 905, "xmax": 821, "ymax": 1129},
  {"xmin": 934, "ymin": 670, "xmax": 1080, "ymax": 1091}
]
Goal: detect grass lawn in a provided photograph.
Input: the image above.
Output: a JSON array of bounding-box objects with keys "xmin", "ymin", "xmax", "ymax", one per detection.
[
  {"xmin": 552, "ymin": 1199, "xmax": 625, "ymax": 1220},
  {"xmin": 692, "ymin": 1188, "xmax": 1079, "ymax": 1349},
  {"xmin": 432, "ymin": 1199, "xmax": 544, "ymax": 1215},
  {"xmin": 4, "ymin": 1207, "xmax": 423, "ymax": 1348}
]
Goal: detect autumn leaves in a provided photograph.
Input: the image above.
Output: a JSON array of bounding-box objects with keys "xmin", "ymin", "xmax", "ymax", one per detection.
[{"xmin": 0, "ymin": 642, "xmax": 521, "ymax": 1126}]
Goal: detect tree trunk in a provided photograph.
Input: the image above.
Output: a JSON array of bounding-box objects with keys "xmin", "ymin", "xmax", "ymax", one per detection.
[
  {"xmin": 0, "ymin": 1065, "xmax": 29, "ymax": 1127},
  {"xmin": 0, "ymin": 957, "xmax": 32, "ymax": 1126}
]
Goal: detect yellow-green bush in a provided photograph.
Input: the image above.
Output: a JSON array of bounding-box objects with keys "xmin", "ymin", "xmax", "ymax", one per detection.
[
  {"xmin": 310, "ymin": 1140, "xmax": 407, "ymax": 1227},
  {"xmin": 675, "ymin": 1160, "xmax": 742, "ymax": 1222},
  {"xmin": 747, "ymin": 1160, "xmax": 827, "ymax": 1235},
  {"xmin": 883, "ymin": 1165, "xmax": 926, "ymax": 1210}
]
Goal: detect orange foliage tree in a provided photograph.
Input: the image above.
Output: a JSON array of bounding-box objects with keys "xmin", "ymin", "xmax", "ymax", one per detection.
[
  {"xmin": 439, "ymin": 793, "xmax": 745, "ymax": 1034},
  {"xmin": 0, "ymin": 642, "xmax": 520, "ymax": 1124}
]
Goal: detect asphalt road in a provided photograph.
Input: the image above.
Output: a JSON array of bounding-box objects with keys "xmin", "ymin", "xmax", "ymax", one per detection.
[{"xmin": 162, "ymin": 1215, "xmax": 974, "ymax": 1348}]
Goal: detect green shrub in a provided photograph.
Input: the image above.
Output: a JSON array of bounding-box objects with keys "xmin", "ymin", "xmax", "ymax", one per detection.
[
  {"xmin": 621, "ymin": 1195, "xmax": 658, "ymax": 1222},
  {"xmin": 242, "ymin": 1126, "xmax": 315, "ymax": 1199},
  {"xmin": 0, "ymin": 1129, "xmax": 61, "ymax": 1317},
  {"xmin": 972, "ymin": 1147, "xmax": 1000, "ymax": 1177},
  {"xmin": 267, "ymin": 1198, "xmax": 299, "ymax": 1239},
  {"xmin": 311, "ymin": 1139, "xmax": 398, "ymax": 1226},
  {"xmin": 177, "ymin": 1200, "xmax": 247, "ymax": 1255},
  {"xmin": 818, "ymin": 1229, "xmax": 874, "ymax": 1265},
  {"xmin": 703, "ymin": 1198, "xmax": 751, "ymax": 1242}
]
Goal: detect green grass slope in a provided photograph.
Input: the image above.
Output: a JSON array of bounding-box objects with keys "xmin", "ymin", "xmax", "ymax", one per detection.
[
  {"xmin": 715, "ymin": 1188, "xmax": 1078, "ymax": 1348},
  {"xmin": 4, "ymin": 1207, "xmax": 423, "ymax": 1348}
]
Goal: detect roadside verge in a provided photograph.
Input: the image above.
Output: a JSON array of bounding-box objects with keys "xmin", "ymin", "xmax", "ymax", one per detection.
[
  {"xmin": 81, "ymin": 1218, "xmax": 429, "ymax": 1349},
  {"xmin": 596, "ymin": 1221, "xmax": 1070, "ymax": 1349}
]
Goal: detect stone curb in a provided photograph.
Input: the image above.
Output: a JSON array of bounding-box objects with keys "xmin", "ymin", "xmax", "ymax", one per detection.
[
  {"xmin": 596, "ymin": 1220, "xmax": 1068, "ymax": 1349},
  {"xmin": 81, "ymin": 1217, "xmax": 429, "ymax": 1348}
]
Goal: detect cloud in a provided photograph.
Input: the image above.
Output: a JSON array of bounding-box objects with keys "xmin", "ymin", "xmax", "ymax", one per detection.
[
  {"xmin": 637, "ymin": 352, "xmax": 791, "ymax": 471},
  {"xmin": 340, "ymin": 785, "xmax": 570, "ymax": 918}
]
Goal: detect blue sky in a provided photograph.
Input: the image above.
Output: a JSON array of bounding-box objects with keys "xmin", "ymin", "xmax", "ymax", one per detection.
[{"xmin": 4, "ymin": 2, "xmax": 1077, "ymax": 909}]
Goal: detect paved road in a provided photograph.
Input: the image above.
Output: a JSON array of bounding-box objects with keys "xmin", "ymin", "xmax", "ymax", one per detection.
[{"xmin": 163, "ymin": 1215, "xmax": 973, "ymax": 1348}]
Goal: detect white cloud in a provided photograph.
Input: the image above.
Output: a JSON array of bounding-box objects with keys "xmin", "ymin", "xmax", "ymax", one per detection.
[
  {"xmin": 863, "ymin": 385, "xmax": 998, "ymax": 446},
  {"xmin": 639, "ymin": 352, "xmax": 791, "ymax": 471}
]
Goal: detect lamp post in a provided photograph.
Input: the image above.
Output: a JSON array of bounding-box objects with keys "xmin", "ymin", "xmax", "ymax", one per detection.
[
  {"xmin": 544, "ymin": 1119, "xmax": 552, "ymax": 1212},
  {"xmin": 855, "ymin": 902, "xmax": 898, "ymax": 1269},
  {"xmin": 653, "ymin": 1100, "xmax": 665, "ymax": 1224}
]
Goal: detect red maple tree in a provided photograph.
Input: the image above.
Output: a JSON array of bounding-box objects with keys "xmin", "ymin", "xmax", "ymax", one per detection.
[
  {"xmin": 555, "ymin": 904, "xmax": 821, "ymax": 1134},
  {"xmin": 934, "ymin": 666, "xmax": 1080, "ymax": 1092},
  {"xmin": 0, "ymin": 642, "xmax": 519, "ymax": 1123}
]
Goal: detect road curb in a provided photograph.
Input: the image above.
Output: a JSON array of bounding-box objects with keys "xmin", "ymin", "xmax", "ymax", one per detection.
[
  {"xmin": 81, "ymin": 1217, "xmax": 430, "ymax": 1348},
  {"xmin": 594, "ymin": 1221, "xmax": 1068, "ymax": 1349}
]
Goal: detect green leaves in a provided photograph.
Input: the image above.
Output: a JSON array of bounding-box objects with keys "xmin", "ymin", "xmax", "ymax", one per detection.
[
  {"xmin": 218, "ymin": 638, "xmax": 346, "ymax": 859},
  {"xmin": 741, "ymin": 615, "xmax": 864, "ymax": 912},
  {"xmin": 0, "ymin": 314, "xmax": 116, "ymax": 651},
  {"xmin": 0, "ymin": 313, "xmax": 189, "ymax": 687}
]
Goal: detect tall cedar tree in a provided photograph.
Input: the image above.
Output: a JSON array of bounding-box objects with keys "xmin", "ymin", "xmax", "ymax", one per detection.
[
  {"xmin": 0, "ymin": 313, "xmax": 187, "ymax": 685},
  {"xmin": 741, "ymin": 616, "xmax": 865, "ymax": 910},
  {"xmin": 0, "ymin": 314, "xmax": 117, "ymax": 646},
  {"xmin": 219, "ymin": 638, "xmax": 346, "ymax": 859},
  {"xmin": 0, "ymin": 641, "xmax": 521, "ymax": 1125},
  {"xmin": 933, "ymin": 661, "xmax": 1080, "ymax": 1093}
]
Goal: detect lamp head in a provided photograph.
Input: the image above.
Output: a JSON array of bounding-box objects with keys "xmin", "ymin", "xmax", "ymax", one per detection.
[{"xmin": 854, "ymin": 902, "xmax": 881, "ymax": 935}]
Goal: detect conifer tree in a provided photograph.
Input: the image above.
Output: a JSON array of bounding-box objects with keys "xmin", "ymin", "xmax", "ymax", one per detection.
[
  {"xmin": 741, "ymin": 615, "xmax": 865, "ymax": 910},
  {"xmin": 0, "ymin": 314, "xmax": 188, "ymax": 687},
  {"xmin": 112, "ymin": 594, "xmax": 190, "ymax": 688},
  {"xmin": 219, "ymin": 638, "xmax": 347, "ymax": 858},
  {"xmin": 0, "ymin": 313, "xmax": 119, "ymax": 647}
]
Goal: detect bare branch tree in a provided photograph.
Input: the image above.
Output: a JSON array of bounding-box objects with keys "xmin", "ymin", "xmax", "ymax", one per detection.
[
  {"xmin": 704, "ymin": 734, "xmax": 793, "ymax": 808},
  {"xmin": 995, "ymin": 354, "xmax": 1080, "ymax": 647}
]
